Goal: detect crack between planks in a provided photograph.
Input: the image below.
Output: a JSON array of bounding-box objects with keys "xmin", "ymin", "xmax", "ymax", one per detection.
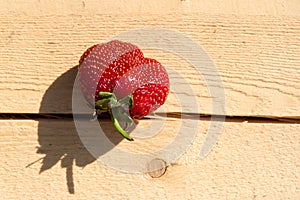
[{"xmin": 0, "ymin": 112, "xmax": 299, "ymax": 124}]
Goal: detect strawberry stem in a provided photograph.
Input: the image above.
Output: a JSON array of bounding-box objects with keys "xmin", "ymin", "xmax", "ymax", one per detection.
[
  {"xmin": 97, "ymin": 92, "xmax": 134, "ymax": 141},
  {"xmin": 109, "ymin": 110, "xmax": 134, "ymax": 141}
]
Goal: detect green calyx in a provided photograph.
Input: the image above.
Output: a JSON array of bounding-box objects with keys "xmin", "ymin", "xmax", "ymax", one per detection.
[{"xmin": 96, "ymin": 92, "xmax": 134, "ymax": 141}]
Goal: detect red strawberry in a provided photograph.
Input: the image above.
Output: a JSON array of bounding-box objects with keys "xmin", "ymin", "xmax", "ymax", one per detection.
[
  {"xmin": 79, "ymin": 40, "xmax": 144, "ymax": 103},
  {"xmin": 78, "ymin": 40, "xmax": 170, "ymax": 141}
]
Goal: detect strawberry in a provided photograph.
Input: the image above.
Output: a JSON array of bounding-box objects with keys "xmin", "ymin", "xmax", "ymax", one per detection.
[
  {"xmin": 78, "ymin": 40, "xmax": 144, "ymax": 103},
  {"xmin": 78, "ymin": 40, "xmax": 169, "ymax": 141}
]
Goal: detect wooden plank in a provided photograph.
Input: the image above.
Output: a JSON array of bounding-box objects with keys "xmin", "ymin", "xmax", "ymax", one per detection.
[
  {"xmin": 0, "ymin": 120, "xmax": 299, "ymax": 199},
  {"xmin": 0, "ymin": 0, "xmax": 299, "ymax": 16},
  {"xmin": 0, "ymin": 13, "xmax": 299, "ymax": 116}
]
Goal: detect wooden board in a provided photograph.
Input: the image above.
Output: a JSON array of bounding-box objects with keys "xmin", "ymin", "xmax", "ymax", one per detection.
[
  {"xmin": 0, "ymin": 120, "xmax": 299, "ymax": 199},
  {"xmin": 0, "ymin": 12, "xmax": 299, "ymax": 116},
  {"xmin": 0, "ymin": 1, "xmax": 300, "ymax": 199},
  {"xmin": 1, "ymin": 0, "xmax": 300, "ymax": 16}
]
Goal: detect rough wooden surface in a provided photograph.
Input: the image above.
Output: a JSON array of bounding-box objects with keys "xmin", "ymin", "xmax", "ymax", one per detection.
[
  {"xmin": 0, "ymin": 120, "xmax": 299, "ymax": 199},
  {"xmin": 1, "ymin": 1, "xmax": 300, "ymax": 199},
  {"xmin": 1, "ymin": 0, "xmax": 300, "ymax": 16},
  {"xmin": 0, "ymin": 11, "xmax": 299, "ymax": 116}
]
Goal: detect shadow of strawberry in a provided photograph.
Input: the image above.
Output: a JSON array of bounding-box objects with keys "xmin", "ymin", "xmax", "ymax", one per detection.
[{"xmin": 37, "ymin": 66, "xmax": 124, "ymax": 194}]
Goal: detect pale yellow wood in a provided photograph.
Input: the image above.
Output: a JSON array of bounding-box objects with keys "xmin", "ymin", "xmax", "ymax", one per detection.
[
  {"xmin": 0, "ymin": 13, "xmax": 299, "ymax": 116},
  {"xmin": 0, "ymin": 1, "xmax": 299, "ymax": 200},
  {"xmin": 0, "ymin": 0, "xmax": 299, "ymax": 16},
  {"xmin": 0, "ymin": 120, "xmax": 299, "ymax": 199}
]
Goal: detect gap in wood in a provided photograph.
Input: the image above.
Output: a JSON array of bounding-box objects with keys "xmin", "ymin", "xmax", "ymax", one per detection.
[{"xmin": 0, "ymin": 113, "xmax": 299, "ymax": 124}]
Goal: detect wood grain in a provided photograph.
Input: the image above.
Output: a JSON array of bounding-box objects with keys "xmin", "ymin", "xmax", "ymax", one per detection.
[
  {"xmin": 0, "ymin": 13, "xmax": 299, "ymax": 116},
  {"xmin": 0, "ymin": 120, "xmax": 299, "ymax": 199},
  {"xmin": 0, "ymin": 0, "xmax": 299, "ymax": 16},
  {"xmin": 1, "ymin": 1, "xmax": 299, "ymax": 200}
]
